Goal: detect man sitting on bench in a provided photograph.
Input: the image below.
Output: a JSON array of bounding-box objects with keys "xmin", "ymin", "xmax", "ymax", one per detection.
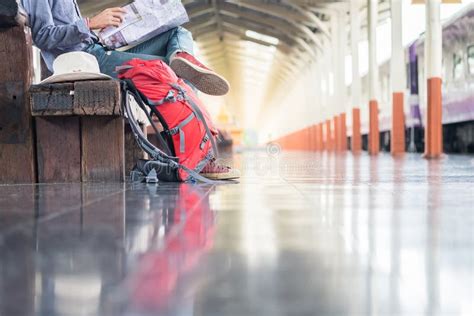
[
  {"xmin": 21, "ymin": 0, "xmax": 229, "ymax": 97},
  {"xmin": 22, "ymin": 0, "xmax": 240, "ymax": 181}
]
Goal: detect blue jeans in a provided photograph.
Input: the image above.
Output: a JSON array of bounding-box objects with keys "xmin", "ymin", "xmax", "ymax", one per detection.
[{"xmin": 86, "ymin": 26, "xmax": 194, "ymax": 78}]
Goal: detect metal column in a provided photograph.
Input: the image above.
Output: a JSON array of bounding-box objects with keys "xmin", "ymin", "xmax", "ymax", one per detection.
[
  {"xmin": 368, "ymin": 0, "xmax": 380, "ymax": 155},
  {"xmin": 424, "ymin": 0, "xmax": 443, "ymax": 158},
  {"xmin": 337, "ymin": 10, "xmax": 348, "ymax": 151},
  {"xmin": 330, "ymin": 15, "xmax": 339, "ymax": 152},
  {"xmin": 390, "ymin": 0, "xmax": 406, "ymax": 155},
  {"xmin": 351, "ymin": 0, "xmax": 362, "ymax": 153}
]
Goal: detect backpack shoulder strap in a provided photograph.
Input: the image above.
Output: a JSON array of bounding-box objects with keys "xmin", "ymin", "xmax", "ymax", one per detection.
[{"xmin": 121, "ymin": 80, "xmax": 174, "ymax": 156}]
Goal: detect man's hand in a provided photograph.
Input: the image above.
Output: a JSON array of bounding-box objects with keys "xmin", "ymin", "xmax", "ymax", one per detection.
[{"xmin": 89, "ymin": 7, "xmax": 126, "ymax": 30}]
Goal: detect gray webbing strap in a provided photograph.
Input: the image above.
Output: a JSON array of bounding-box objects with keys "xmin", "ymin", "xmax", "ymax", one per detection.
[
  {"xmin": 167, "ymin": 113, "xmax": 195, "ymax": 153},
  {"xmin": 147, "ymin": 90, "xmax": 176, "ymax": 106},
  {"xmin": 115, "ymin": 65, "xmax": 134, "ymax": 73}
]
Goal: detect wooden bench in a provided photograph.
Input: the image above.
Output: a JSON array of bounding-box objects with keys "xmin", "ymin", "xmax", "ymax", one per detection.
[
  {"xmin": 0, "ymin": 0, "xmax": 144, "ymax": 184},
  {"xmin": 30, "ymin": 81, "xmax": 125, "ymax": 182}
]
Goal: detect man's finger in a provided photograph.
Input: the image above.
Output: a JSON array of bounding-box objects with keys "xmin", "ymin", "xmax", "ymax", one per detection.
[
  {"xmin": 111, "ymin": 12, "xmax": 125, "ymax": 22},
  {"xmin": 109, "ymin": 7, "xmax": 127, "ymax": 13}
]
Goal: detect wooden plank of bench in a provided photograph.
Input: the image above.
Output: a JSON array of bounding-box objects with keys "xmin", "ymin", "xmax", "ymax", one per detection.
[
  {"xmin": 74, "ymin": 81, "xmax": 122, "ymax": 115},
  {"xmin": 36, "ymin": 117, "xmax": 81, "ymax": 183},
  {"xmin": 81, "ymin": 117, "xmax": 125, "ymax": 182},
  {"xmin": 0, "ymin": 17, "xmax": 36, "ymax": 183},
  {"xmin": 30, "ymin": 83, "xmax": 75, "ymax": 115},
  {"xmin": 30, "ymin": 80, "xmax": 122, "ymax": 116}
]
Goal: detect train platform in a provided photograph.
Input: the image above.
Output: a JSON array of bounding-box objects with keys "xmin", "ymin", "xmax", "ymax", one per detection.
[{"xmin": 1, "ymin": 151, "xmax": 473, "ymax": 316}]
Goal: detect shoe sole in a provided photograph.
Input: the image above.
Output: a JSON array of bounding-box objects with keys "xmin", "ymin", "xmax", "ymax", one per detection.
[
  {"xmin": 170, "ymin": 58, "xmax": 230, "ymax": 96},
  {"xmin": 200, "ymin": 173, "xmax": 241, "ymax": 181},
  {"xmin": 201, "ymin": 168, "xmax": 241, "ymax": 181}
]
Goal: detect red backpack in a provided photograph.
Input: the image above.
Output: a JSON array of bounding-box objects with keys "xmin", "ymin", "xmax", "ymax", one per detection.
[{"xmin": 118, "ymin": 59, "xmax": 218, "ymax": 182}]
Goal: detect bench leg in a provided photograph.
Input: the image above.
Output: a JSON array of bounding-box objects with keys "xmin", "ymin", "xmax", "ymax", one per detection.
[
  {"xmin": 81, "ymin": 117, "xmax": 125, "ymax": 182},
  {"xmin": 36, "ymin": 117, "xmax": 81, "ymax": 183},
  {"xmin": 35, "ymin": 116, "xmax": 125, "ymax": 183}
]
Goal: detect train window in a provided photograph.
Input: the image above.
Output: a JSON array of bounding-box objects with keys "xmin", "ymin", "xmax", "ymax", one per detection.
[
  {"xmin": 453, "ymin": 52, "xmax": 464, "ymax": 80},
  {"xmin": 468, "ymin": 45, "xmax": 474, "ymax": 74}
]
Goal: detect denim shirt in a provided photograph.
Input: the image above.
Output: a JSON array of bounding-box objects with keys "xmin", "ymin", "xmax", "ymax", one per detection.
[{"xmin": 21, "ymin": 0, "xmax": 96, "ymax": 71}]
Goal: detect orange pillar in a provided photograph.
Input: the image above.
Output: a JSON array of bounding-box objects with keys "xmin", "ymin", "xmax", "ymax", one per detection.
[
  {"xmin": 288, "ymin": 134, "xmax": 292, "ymax": 150},
  {"xmin": 296, "ymin": 130, "xmax": 301, "ymax": 150},
  {"xmin": 352, "ymin": 108, "xmax": 362, "ymax": 152},
  {"xmin": 307, "ymin": 127, "xmax": 312, "ymax": 151},
  {"xmin": 319, "ymin": 123, "xmax": 325, "ymax": 151},
  {"xmin": 302, "ymin": 129, "xmax": 306, "ymax": 151},
  {"xmin": 290, "ymin": 133, "xmax": 295, "ymax": 151},
  {"xmin": 340, "ymin": 113, "xmax": 347, "ymax": 151},
  {"xmin": 314, "ymin": 125, "xmax": 320, "ymax": 151},
  {"xmin": 424, "ymin": 78, "xmax": 443, "ymax": 158},
  {"xmin": 391, "ymin": 92, "xmax": 405, "ymax": 155},
  {"xmin": 301, "ymin": 129, "xmax": 307, "ymax": 150},
  {"xmin": 368, "ymin": 100, "xmax": 380, "ymax": 155},
  {"xmin": 311, "ymin": 125, "xmax": 317, "ymax": 151},
  {"xmin": 325, "ymin": 119, "xmax": 333, "ymax": 151},
  {"xmin": 292, "ymin": 132, "xmax": 297, "ymax": 151},
  {"xmin": 303, "ymin": 128, "xmax": 309, "ymax": 151},
  {"xmin": 299, "ymin": 129, "xmax": 303, "ymax": 151},
  {"xmin": 304, "ymin": 128, "xmax": 308, "ymax": 151},
  {"xmin": 334, "ymin": 115, "xmax": 340, "ymax": 151},
  {"xmin": 314, "ymin": 125, "xmax": 318, "ymax": 151},
  {"xmin": 294, "ymin": 132, "xmax": 298, "ymax": 151},
  {"xmin": 296, "ymin": 132, "xmax": 300, "ymax": 151},
  {"xmin": 309, "ymin": 127, "xmax": 312, "ymax": 151}
]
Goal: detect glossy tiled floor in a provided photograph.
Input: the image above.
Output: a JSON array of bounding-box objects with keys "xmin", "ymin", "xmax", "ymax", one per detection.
[{"xmin": 0, "ymin": 151, "xmax": 473, "ymax": 316}]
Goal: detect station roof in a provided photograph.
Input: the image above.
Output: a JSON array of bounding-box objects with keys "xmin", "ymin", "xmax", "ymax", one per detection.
[{"xmin": 78, "ymin": 0, "xmax": 391, "ymax": 125}]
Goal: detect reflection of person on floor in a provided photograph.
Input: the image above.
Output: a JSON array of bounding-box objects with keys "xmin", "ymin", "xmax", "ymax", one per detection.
[
  {"xmin": 21, "ymin": 0, "xmax": 230, "ymax": 96},
  {"xmin": 22, "ymin": 0, "xmax": 241, "ymax": 180}
]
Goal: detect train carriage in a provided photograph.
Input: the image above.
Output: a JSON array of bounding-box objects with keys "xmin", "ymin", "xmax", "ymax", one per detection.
[{"xmin": 356, "ymin": 3, "xmax": 474, "ymax": 153}]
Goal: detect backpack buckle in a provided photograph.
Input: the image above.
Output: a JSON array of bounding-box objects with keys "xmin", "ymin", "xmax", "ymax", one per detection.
[
  {"xmin": 200, "ymin": 135, "xmax": 209, "ymax": 150},
  {"xmin": 165, "ymin": 90, "xmax": 176, "ymax": 102}
]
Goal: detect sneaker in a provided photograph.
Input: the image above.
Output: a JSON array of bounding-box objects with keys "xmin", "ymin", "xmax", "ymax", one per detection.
[
  {"xmin": 170, "ymin": 52, "xmax": 230, "ymax": 96},
  {"xmin": 200, "ymin": 160, "xmax": 241, "ymax": 180}
]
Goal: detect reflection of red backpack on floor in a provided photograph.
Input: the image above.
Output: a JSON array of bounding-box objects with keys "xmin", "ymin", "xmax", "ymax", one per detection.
[
  {"xmin": 119, "ymin": 59, "xmax": 219, "ymax": 182},
  {"xmin": 169, "ymin": 185, "xmax": 215, "ymax": 271},
  {"xmin": 130, "ymin": 185, "xmax": 215, "ymax": 310}
]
